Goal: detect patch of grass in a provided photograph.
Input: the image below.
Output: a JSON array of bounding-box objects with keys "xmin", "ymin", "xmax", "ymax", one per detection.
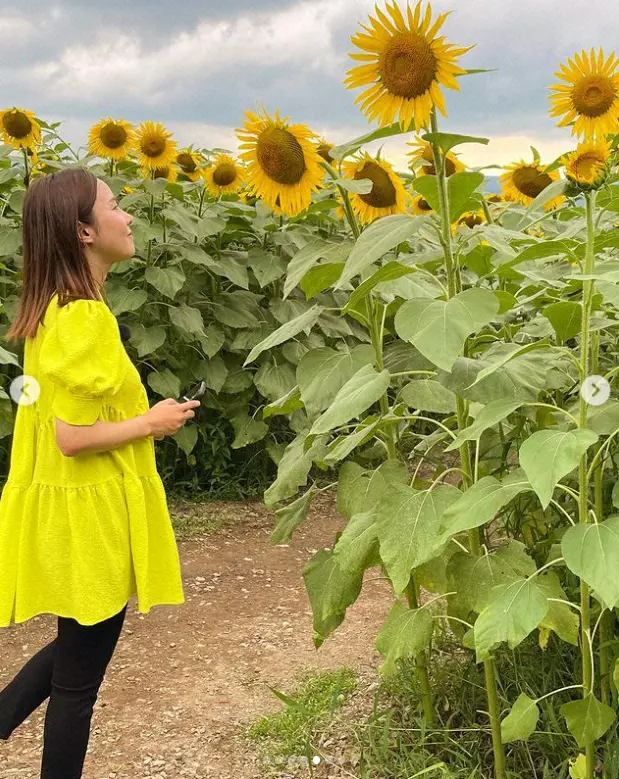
[
  {"xmin": 168, "ymin": 499, "xmax": 242, "ymax": 539},
  {"xmin": 246, "ymin": 667, "xmax": 357, "ymax": 774}
]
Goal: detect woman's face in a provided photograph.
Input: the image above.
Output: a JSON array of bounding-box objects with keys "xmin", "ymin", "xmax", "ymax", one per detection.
[{"xmin": 83, "ymin": 179, "xmax": 134, "ymax": 263}]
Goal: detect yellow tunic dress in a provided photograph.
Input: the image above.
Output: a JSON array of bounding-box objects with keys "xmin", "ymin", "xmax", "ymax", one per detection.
[{"xmin": 0, "ymin": 291, "xmax": 185, "ymax": 627}]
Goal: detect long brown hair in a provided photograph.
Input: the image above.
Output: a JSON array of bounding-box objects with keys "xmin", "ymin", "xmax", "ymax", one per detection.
[{"xmin": 4, "ymin": 167, "xmax": 106, "ymax": 343}]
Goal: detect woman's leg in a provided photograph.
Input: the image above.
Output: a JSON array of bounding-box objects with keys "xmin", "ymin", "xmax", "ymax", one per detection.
[
  {"xmin": 0, "ymin": 639, "xmax": 57, "ymax": 740},
  {"xmin": 40, "ymin": 604, "xmax": 127, "ymax": 779}
]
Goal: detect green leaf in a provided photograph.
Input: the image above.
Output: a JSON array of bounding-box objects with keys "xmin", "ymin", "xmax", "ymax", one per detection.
[
  {"xmin": 543, "ymin": 301, "xmax": 582, "ymax": 342},
  {"xmin": 284, "ymin": 239, "xmax": 351, "ymax": 297},
  {"xmin": 254, "ymin": 362, "xmax": 296, "ymax": 402},
  {"xmin": 395, "ymin": 288, "xmax": 499, "ymax": 371},
  {"xmin": 297, "ymin": 344, "xmax": 375, "ymax": 416},
  {"xmin": 438, "ymin": 468, "xmax": 531, "ymax": 542},
  {"xmin": 309, "ymin": 365, "xmax": 390, "ymax": 435},
  {"xmin": 244, "ymin": 305, "xmax": 322, "ymax": 365},
  {"xmin": 400, "ymin": 379, "xmax": 457, "ymax": 413},
  {"xmin": 421, "ymin": 132, "xmax": 490, "ymax": 154},
  {"xmin": 333, "ymin": 508, "xmax": 379, "ymax": 574},
  {"xmin": 335, "ymin": 215, "xmax": 424, "ymax": 288},
  {"xmin": 500, "ymin": 693, "xmax": 540, "ymax": 743},
  {"xmin": 560, "ymin": 695, "xmax": 616, "ymax": 747},
  {"xmin": 330, "ymin": 122, "xmax": 411, "ymax": 162},
  {"xmin": 337, "ymin": 461, "xmax": 408, "ymax": 519},
  {"xmin": 586, "ymin": 399, "xmax": 619, "ymax": 435},
  {"xmin": 447, "ymin": 172, "xmax": 485, "ymax": 222},
  {"xmin": 169, "ymin": 304, "xmax": 205, "ymax": 334},
  {"xmin": 204, "ymin": 356, "xmax": 228, "ymax": 393},
  {"xmin": 514, "ymin": 179, "xmax": 567, "ymax": 226},
  {"xmin": 303, "ymin": 549, "xmax": 364, "ymax": 648},
  {"xmin": 247, "ymin": 248, "xmax": 287, "ymax": 288},
  {"xmin": 376, "ymin": 483, "xmax": 462, "ymax": 594},
  {"xmin": 562, "ymin": 516, "xmax": 619, "ymax": 610},
  {"xmin": 263, "ymin": 386, "xmax": 304, "ymax": 419},
  {"xmin": 199, "ymin": 324, "xmax": 225, "ymax": 358},
  {"xmin": 375, "ymin": 601, "xmax": 434, "ymax": 676},
  {"xmin": 537, "ymin": 571, "xmax": 579, "ymax": 646},
  {"xmin": 445, "ymin": 399, "xmax": 521, "ymax": 451},
  {"xmin": 412, "ymin": 176, "xmax": 440, "ymax": 212},
  {"xmin": 463, "ymin": 341, "xmax": 552, "ymax": 390},
  {"xmin": 300, "ymin": 262, "xmax": 345, "ymax": 298},
  {"xmin": 520, "ymin": 429, "xmax": 598, "ymax": 509},
  {"xmin": 144, "ymin": 265, "xmax": 186, "ymax": 300},
  {"xmin": 270, "ymin": 488, "xmax": 316, "ymax": 545},
  {"xmin": 344, "ymin": 261, "xmax": 418, "ymax": 312},
  {"xmin": 264, "ymin": 433, "xmax": 328, "ymax": 508},
  {"xmin": 323, "ymin": 419, "xmax": 381, "ymax": 465},
  {"xmin": 474, "ymin": 578, "xmax": 549, "ymax": 661},
  {"xmin": 210, "ymin": 255, "xmax": 249, "ymax": 289},
  {"xmin": 230, "ymin": 413, "xmax": 268, "ymax": 449}
]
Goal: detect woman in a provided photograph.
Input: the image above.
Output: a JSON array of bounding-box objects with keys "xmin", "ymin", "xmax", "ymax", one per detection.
[{"xmin": 0, "ymin": 167, "xmax": 201, "ymax": 777}]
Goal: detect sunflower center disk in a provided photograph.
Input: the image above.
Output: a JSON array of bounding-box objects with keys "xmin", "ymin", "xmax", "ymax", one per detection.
[
  {"xmin": 100, "ymin": 124, "xmax": 127, "ymax": 149},
  {"xmin": 417, "ymin": 197, "xmax": 432, "ymax": 211},
  {"xmin": 178, "ymin": 154, "xmax": 196, "ymax": 173},
  {"xmin": 143, "ymin": 137, "xmax": 167, "ymax": 157},
  {"xmin": 379, "ymin": 33, "xmax": 438, "ymax": 99},
  {"xmin": 154, "ymin": 167, "xmax": 170, "ymax": 178},
  {"xmin": 213, "ymin": 163, "xmax": 237, "ymax": 186},
  {"xmin": 356, "ymin": 162, "xmax": 397, "ymax": 208},
  {"xmin": 572, "ymin": 75, "xmax": 616, "ymax": 117},
  {"xmin": 3, "ymin": 111, "xmax": 32, "ymax": 139},
  {"xmin": 257, "ymin": 127, "xmax": 306, "ymax": 185},
  {"xmin": 572, "ymin": 152, "xmax": 604, "ymax": 182},
  {"xmin": 512, "ymin": 167, "xmax": 552, "ymax": 199}
]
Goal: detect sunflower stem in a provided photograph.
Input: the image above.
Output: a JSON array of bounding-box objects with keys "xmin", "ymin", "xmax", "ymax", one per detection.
[
  {"xmin": 429, "ymin": 109, "xmax": 506, "ymax": 779},
  {"xmin": 404, "ymin": 577, "xmax": 436, "ymax": 727},
  {"xmin": 22, "ymin": 149, "xmax": 30, "ymax": 188},
  {"xmin": 579, "ymin": 191, "xmax": 597, "ymax": 779}
]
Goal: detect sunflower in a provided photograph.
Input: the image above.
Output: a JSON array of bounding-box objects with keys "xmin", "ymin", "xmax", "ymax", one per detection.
[
  {"xmin": 344, "ymin": 1, "xmax": 472, "ymax": 130},
  {"xmin": 549, "ymin": 48, "xmax": 619, "ymax": 140},
  {"xmin": 410, "ymin": 193, "xmax": 434, "ymax": 214},
  {"xmin": 485, "ymin": 193, "xmax": 504, "ymax": 203},
  {"xmin": 455, "ymin": 210, "xmax": 485, "ymax": 229},
  {"xmin": 562, "ymin": 140, "xmax": 611, "ymax": 190},
  {"xmin": 407, "ymin": 137, "xmax": 465, "ymax": 176},
  {"xmin": 500, "ymin": 158, "xmax": 565, "ymax": 211},
  {"xmin": 342, "ymin": 153, "xmax": 410, "ymax": 224},
  {"xmin": 141, "ymin": 165, "xmax": 178, "ymax": 183},
  {"xmin": 236, "ymin": 107, "xmax": 325, "ymax": 217},
  {"xmin": 87, "ymin": 118, "xmax": 135, "ymax": 161},
  {"xmin": 176, "ymin": 149, "xmax": 204, "ymax": 182},
  {"xmin": 135, "ymin": 121, "xmax": 178, "ymax": 171},
  {"xmin": 0, "ymin": 107, "xmax": 41, "ymax": 154},
  {"xmin": 203, "ymin": 153, "xmax": 245, "ymax": 196},
  {"xmin": 317, "ymin": 138, "xmax": 335, "ymax": 163}
]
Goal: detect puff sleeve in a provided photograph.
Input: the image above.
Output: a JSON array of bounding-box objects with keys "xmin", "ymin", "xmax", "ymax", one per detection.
[{"xmin": 39, "ymin": 299, "xmax": 128, "ymax": 426}]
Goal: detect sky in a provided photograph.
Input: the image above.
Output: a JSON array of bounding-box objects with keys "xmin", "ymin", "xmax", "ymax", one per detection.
[{"xmin": 1, "ymin": 0, "xmax": 617, "ymax": 171}]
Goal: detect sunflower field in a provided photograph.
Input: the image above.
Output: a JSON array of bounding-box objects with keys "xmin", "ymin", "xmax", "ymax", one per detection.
[{"xmin": 2, "ymin": 1, "xmax": 619, "ymax": 776}]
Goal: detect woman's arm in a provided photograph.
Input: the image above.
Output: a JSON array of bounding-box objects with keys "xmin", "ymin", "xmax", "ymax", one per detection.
[{"xmin": 56, "ymin": 414, "xmax": 153, "ymax": 457}]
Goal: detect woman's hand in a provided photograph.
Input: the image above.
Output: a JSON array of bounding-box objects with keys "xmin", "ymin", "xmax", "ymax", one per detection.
[{"xmin": 144, "ymin": 398, "xmax": 201, "ymax": 440}]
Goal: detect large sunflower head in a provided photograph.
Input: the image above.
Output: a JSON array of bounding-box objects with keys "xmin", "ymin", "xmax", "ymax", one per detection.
[
  {"xmin": 561, "ymin": 140, "xmax": 612, "ymax": 191},
  {"xmin": 500, "ymin": 157, "xmax": 565, "ymax": 211},
  {"xmin": 410, "ymin": 193, "xmax": 434, "ymax": 215},
  {"xmin": 176, "ymin": 149, "xmax": 204, "ymax": 182},
  {"xmin": 344, "ymin": 1, "xmax": 472, "ymax": 130},
  {"xmin": 0, "ymin": 107, "xmax": 41, "ymax": 152},
  {"xmin": 88, "ymin": 118, "xmax": 136, "ymax": 161},
  {"xmin": 203, "ymin": 153, "xmax": 245, "ymax": 196},
  {"xmin": 236, "ymin": 107, "xmax": 325, "ymax": 217},
  {"xmin": 407, "ymin": 136, "xmax": 465, "ymax": 176},
  {"xmin": 316, "ymin": 138, "xmax": 335, "ymax": 163},
  {"xmin": 549, "ymin": 48, "xmax": 619, "ymax": 140},
  {"xmin": 135, "ymin": 121, "xmax": 178, "ymax": 170},
  {"xmin": 342, "ymin": 153, "xmax": 410, "ymax": 224}
]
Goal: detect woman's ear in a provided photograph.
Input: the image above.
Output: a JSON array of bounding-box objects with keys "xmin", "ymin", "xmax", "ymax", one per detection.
[{"xmin": 77, "ymin": 221, "xmax": 94, "ymax": 246}]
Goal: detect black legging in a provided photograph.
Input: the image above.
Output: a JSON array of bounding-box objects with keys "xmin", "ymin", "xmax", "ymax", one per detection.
[{"xmin": 0, "ymin": 603, "xmax": 127, "ymax": 778}]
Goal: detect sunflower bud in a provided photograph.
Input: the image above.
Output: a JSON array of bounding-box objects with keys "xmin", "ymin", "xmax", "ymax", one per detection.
[{"xmin": 562, "ymin": 141, "xmax": 612, "ymax": 192}]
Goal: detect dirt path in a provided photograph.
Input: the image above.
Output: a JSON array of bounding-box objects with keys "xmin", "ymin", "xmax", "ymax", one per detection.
[{"xmin": 0, "ymin": 495, "xmax": 391, "ymax": 778}]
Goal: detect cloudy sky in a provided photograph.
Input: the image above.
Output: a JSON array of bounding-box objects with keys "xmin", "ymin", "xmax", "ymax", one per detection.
[{"xmin": 1, "ymin": 0, "xmax": 617, "ymax": 170}]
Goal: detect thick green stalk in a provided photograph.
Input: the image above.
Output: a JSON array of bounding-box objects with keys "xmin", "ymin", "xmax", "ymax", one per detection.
[
  {"xmin": 429, "ymin": 110, "xmax": 505, "ymax": 779},
  {"xmin": 22, "ymin": 149, "xmax": 30, "ymax": 188},
  {"xmin": 578, "ymin": 192, "xmax": 597, "ymax": 779},
  {"xmin": 405, "ymin": 578, "xmax": 436, "ymax": 726}
]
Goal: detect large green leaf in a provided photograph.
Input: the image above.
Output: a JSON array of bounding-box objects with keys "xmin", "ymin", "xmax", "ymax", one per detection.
[
  {"xmin": 323, "ymin": 419, "xmax": 381, "ymax": 465},
  {"xmin": 520, "ymin": 429, "xmax": 598, "ymax": 509},
  {"xmin": 333, "ymin": 508, "xmax": 379, "ymax": 574},
  {"xmin": 330, "ymin": 122, "xmax": 412, "ymax": 161},
  {"xmin": 303, "ymin": 548, "xmax": 364, "ymax": 648},
  {"xmin": 247, "ymin": 248, "xmax": 287, "ymax": 288},
  {"xmin": 300, "ymin": 262, "xmax": 345, "ymax": 298},
  {"xmin": 270, "ymin": 488, "xmax": 316, "ymax": 545},
  {"xmin": 244, "ymin": 305, "xmax": 322, "ymax": 365},
  {"xmin": 543, "ymin": 301, "xmax": 582, "ymax": 342},
  {"xmin": 264, "ymin": 432, "xmax": 328, "ymax": 507},
  {"xmin": 297, "ymin": 345, "xmax": 374, "ymax": 416},
  {"xmin": 438, "ymin": 468, "xmax": 531, "ymax": 542},
  {"xmin": 230, "ymin": 413, "xmax": 268, "ymax": 449},
  {"xmin": 500, "ymin": 693, "xmax": 540, "ymax": 743},
  {"xmin": 309, "ymin": 365, "xmax": 390, "ymax": 435},
  {"xmin": 537, "ymin": 571, "xmax": 579, "ymax": 646},
  {"xmin": 337, "ymin": 461, "xmax": 408, "ymax": 519},
  {"xmin": 395, "ymin": 288, "xmax": 499, "ymax": 371},
  {"xmin": 561, "ymin": 516, "xmax": 619, "ymax": 610},
  {"xmin": 560, "ymin": 695, "xmax": 616, "ymax": 748},
  {"xmin": 254, "ymin": 362, "xmax": 296, "ymax": 402},
  {"xmin": 474, "ymin": 578, "xmax": 549, "ymax": 661},
  {"xmin": 376, "ymin": 483, "xmax": 462, "ymax": 594},
  {"xmin": 284, "ymin": 240, "xmax": 352, "ymax": 297},
  {"xmin": 335, "ymin": 215, "xmax": 424, "ymax": 288},
  {"xmin": 375, "ymin": 601, "xmax": 434, "ymax": 676},
  {"xmin": 400, "ymin": 379, "xmax": 457, "ymax": 413},
  {"xmin": 344, "ymin": 261, "xmax": 418, "ymax": 312},
  {"xmin": 445, "ymin": 399, "xmax": 522, "ymax": 451}
]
